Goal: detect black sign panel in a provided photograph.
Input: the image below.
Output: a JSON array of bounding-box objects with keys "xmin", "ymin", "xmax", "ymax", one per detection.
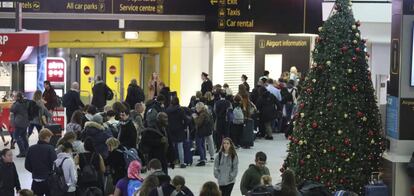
[
  {"xmin": 255, "ymin": 35, "xmax": 311, "ymax": 81},
  {"xmin": 399, "ymin": 98, "xmax": 414, "ymax": 140},
  {"xmin": 206, "ymin": 0, "xmax": 323, "ymax": 33},
  {"xmin": 0, "ymin": 0, "xmax": 206, "ymax": 15}
]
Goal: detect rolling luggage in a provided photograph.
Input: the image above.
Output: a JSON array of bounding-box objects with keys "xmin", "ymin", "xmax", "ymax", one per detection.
[
  {"xmin": 183, "ymin": 128, "xmax": 193, "ymax": 165},
  {"xmin": 45, "ymin": 123, "xmax": 62, "ymax": 147},
  {"xmin": 364, "ymin": 172, "xmax": 388, "ymax": 196},
  {"xmin": 240, "ymin": 119, "xmax": 254, "ymax": 147}
]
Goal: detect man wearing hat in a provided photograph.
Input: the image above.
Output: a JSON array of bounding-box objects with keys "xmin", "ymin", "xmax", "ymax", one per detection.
[{"xmin": 201, "ymin": 72, "xmax": 213, "ymax": 96}]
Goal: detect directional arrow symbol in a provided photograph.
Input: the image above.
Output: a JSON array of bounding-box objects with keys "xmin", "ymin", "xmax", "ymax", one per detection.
[{"xmin": 210, "ymin": 0, "xmax": 218, "ymax": 5}]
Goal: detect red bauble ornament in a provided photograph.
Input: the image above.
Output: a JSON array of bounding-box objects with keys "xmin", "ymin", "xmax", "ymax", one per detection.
[
  {"xmin": 357, "ymin": 111, "xmax": 364, "ymax": 117},
  {"xmin": 341, "ymin": 46, "xmax": 348, "ymax": 53},
  {"xmin": 344, "ymin": 138, "xmax": 351, "ymax": 145},
  {"xmin": 315, "ymin": 176, "xmax": 321, "ymax": 181},
  {"xmin": 320, "ymin": 168, "xmax": 326, "ymax": 173},
  {"xmin": 294, "ymin": 139, "xmax": 299, "ymax": 144},
  {"xmin": 312, "ymin": 122, "xmax": 318, "ymax": 129},
  {"xmin": 280, "ymin": 168, "xmax": 285, "ymax": 173},
  {"xmin": 288, "ymin": 136, "xmax": 293, "ymax": 141},
  {"xmin": 368, "ymin": 154, "xmax": 373, "ymax": 160},
  {"xmin": 356, "ymin": 20, "xmax": 361, "ymax": 27},
  {"xmin": 340, "ymin": 178, "xmax": 345, "ymax": 184},
  {"xmin": 330, "ymin": 146, "xmax": 336, "ymax": 152},
  {"xmin": 352, "ymin": 56, "xmax": 357, "ymax": 62},
  {"xmin": 299, "ymin": 103, "xmax": 305, "ymax": 109},
  {"xmin": 356, "ymin": 48, "xmax": 361, "ymax": 52},
  {"xmin": 307, "ymin": 88, "xmax": 312, "ymax": 94},
  {"xmin": 368, "ymin": 130, "xmax": 374, "ymax": 137},
  {"xmin": 352, "ymin": 85, "xmax": 358, "ymax": 92},
  {"xmin": 299, "ymin": 160, "xmax": 305, "ymax": 166},
  {"xmin": 340, "ymin": 153, "xmax": 347, "ymax": 158}
]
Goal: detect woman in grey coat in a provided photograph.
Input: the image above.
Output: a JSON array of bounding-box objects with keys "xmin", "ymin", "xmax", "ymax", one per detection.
[
  {"xmin": 28, "ymin": 90, "xmax": 51, "ymax": 136},
  {"xmin": 213, "ymin": 137, "xmax": 239, "ymax": 196},
  {"xmin": 10, "ymin": 92, "xmax": 29, "ymax": 157}
]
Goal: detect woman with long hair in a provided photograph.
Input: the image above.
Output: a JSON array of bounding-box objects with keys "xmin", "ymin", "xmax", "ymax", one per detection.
[
  {"xmin": 278, "ymin": 169, "xmax": 300, "ymax": 196},
  {"xmin": 214, "ymin": 138, "xmax": 239, "ymax": 196},
  {"xmin": 148, "ymin": 72, "xmax": 161, "ymax": 100},
  {"xmin": 0, "ymin": 148, "xmax": 20, "ymax": 196},
  {"xmin": 200, "ymin": 181, "xmax": 221, "ymax": 196},
  {"xmin": 28, "ymin": 90, "xmax": 51, "ymax": 137},
  {"xmin": 66, "ymin": 110, "xmax": 83, "ymax": 138},
  {"xmin": 56, "ymin": 131, "xmax": 84, "ymax": 154}
]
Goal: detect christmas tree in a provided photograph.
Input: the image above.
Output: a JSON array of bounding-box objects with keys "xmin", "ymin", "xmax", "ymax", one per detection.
[{"xmin": 282, "ymin": 0, "xmax": 385, "ymax": 194}]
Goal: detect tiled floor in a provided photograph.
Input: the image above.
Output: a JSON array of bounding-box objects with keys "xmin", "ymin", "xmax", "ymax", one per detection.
[{"xmin": 8, "ymin": 133, "xmax": 288, "ymax": 196}]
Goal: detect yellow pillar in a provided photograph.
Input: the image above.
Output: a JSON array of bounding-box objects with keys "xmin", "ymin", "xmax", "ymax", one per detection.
[{"xmin": 169, "ymin": 32, "xmax": 182, "ymax": 98}]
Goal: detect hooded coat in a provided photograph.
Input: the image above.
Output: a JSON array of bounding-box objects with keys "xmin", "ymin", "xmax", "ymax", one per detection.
[
  {"xmin": 81, "ymin": 121, "xmax": 112, "ymax": 158},
  {"xmin": 256, "ymin": 91, "xmax": 280, "ymax": 123},
  {"xmin": 194, "ymin": 110, "xmax": 213, "ymax": 137},
  {"xmin": 0, "ymin": 159, "xmax": 20, "ymax": 196},
  {"xmin": 240, "ymin": 164, "xmax": 270, "ymax": 195},
  {"xmin": 125, "ymin": 84, "xmax": 145, "ymax": 109},
  {"xmin": 54, "ymin": 153, "xmax": 78, "ymax": 192},
  {"xmin": 166, "ymin": 105, "xmax": 186, "ymax": 143}
]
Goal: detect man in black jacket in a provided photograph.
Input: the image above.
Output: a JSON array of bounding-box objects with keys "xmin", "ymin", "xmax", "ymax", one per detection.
[
  {"xmin": 201, "ymin": 72, "xmax": 213, "ymax": 96},
  {"xmin": 214, "ymin": 91, "xmax": 232, "ymax": 151},
  {"xmin": 125, "ymin": 79, "xmax": 145, "ymax": 109},
  {"xmin": 25, "ymin": 129, "xmax": 57, "ymax": 196},
  {"xmin": 119, "ymin": 109, "xmax": 138, "ymax": 149},
  {"xmin": 63, "ymin": 82, "xmax": 85, "ymax": 123},
  {"xmin": 92, "ymin": 75, "xmax": 113, "ymax": 112}
]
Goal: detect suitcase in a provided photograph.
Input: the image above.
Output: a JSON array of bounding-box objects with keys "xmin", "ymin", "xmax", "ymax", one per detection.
[
  {"xmin": 365, "ymin": 172, "xmax": 388, "ymax": 196},
  {"xmin": 44, "ymin": 124, "xmax": 62, "ymax": 147},
  {"xmin": 183, "ymin": 129, "xmax": 193, "ymax": 165},
  {"xmin": 240, "ymin": 119, "xmax": 254, "ymax": 147}
]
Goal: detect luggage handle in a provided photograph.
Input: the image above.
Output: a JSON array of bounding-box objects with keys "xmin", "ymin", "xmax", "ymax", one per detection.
[{"xmin": 369, "ymin": 172, "xmax": 382, "ymax": 184}]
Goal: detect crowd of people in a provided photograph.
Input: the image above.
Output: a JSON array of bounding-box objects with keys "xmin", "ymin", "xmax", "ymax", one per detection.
[{"xmin": 0, "ymin": 69, "xmax": 309, "ymax": 196}]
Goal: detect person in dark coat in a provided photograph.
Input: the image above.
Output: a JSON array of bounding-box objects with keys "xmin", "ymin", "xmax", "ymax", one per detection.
[
  {"xmin": 144, "ymin": 95, "xmax": 166, "ymax": 127},
  {"xmin": 81, "ymin": 114, "xmax": 112, "ymax": 159},
  {"xmin": 25, "ymin": 129, "xmax": 57, "ymax": 196},
  {"xmin": 63, "ymin": 82, "xmax": 85, "ymax": 124},
  {"xmin": 201, "ymin": 72, "xmax": 213, "ymax": 96},
  {"xmin": 0, "ymin": 149, "xmax": 21, "ymax": 196},
  {"xmin": 214, "ymin": 91, "xmax": 232, "ymax": 151},
  {"xmin": 42, "ymin": 80, "xmax": 58, "ymax": 111},
  {"xmin": 10, "ymin": 92, "xmax": 30, "ymax": 157},
  {"xmin": 194, "ymin": 102, "xmax": 214, "ymax": 167},
  {"xmin": 140, "ymin": 112, "xmax": 170, "ymax": 174},
  {"xmin": 149, "ymin": 175, "xmax": 194, "ymax": 196},
  {"xmin": 118, "ymin": 109, "xmax": 138, "ymax": 149},
  {"xmin": 159, "ymin": 82, "xmax": 171, "ymax": 107},
  {"xmin": 256, "ymin": 87, "xmax": 281, "ymax": 140},
  {"xmin": 105, "ymin": 138, "xmax": 126, "ymax": 186},
  {"xmin": 125, "ymin": 79, "xmax": 145, "ymax": 109},
  {"xmin": 165, "ymin": 97, "xmax": 187, "ymax": 168},
  {"xmin": 241, "ymin": 74, "xmax": 250, "ymax": 92},
  {"xmin": 92, "ymin": 75, "xmax": 113, "ymax": 112}
]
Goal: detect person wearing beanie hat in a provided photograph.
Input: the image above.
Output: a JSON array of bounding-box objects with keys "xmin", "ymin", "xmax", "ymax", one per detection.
[
  {"xmin": 114, "ymin": 160, "xmax": 144, "ymax": 196},
  {"xmin": 201, "ymin": 72, "xmax": 213, "ymax": 96},
  {"xmin": 54, "ymin": 142, "xmax": 77, "ymax": 194},
  {"xmin": 81, "ymin": 114, "xmax": 112, "ymax": 159}
]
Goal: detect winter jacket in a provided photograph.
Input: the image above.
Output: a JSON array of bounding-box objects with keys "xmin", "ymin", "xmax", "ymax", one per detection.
[
  {"xmin": 92, "ymin": 81, "xmax": 112, "ymax": 109},
  {"xmin": 119, "ymin": 119, "xmax": 137, "ymax": 149},
  {"xmin": 43, "ymin": 88, "xmax": 58, "ymax": 111},
  {"xmin": 194, "ymin": 110, "xmax": 213, "ymax": 137},
  {"xmin": 201, "ymin": 79, "xmax": 213, "ymax": 95},
  {"xmin": 250, "ymin": 85, "xmax": 261, "ymax": 105},
  {"xmin": 54, "ymin": 152, "xmax": 78, "ymax": 192},
  {"xmin": 243, "ymin": 81, "xmax": 251, "ymax": 92},
  {"xmin": 159, "ymin": 87, "xmax": 171, "ymax": 106},
  {"xmin": 214, "ymin": 152, "xmax": 239, "ymax": 186},
  {"xmin": 30, "ymin": 100, "xmax": 51, "ymax": 125},
  {"xmin": 125, "ymin": 84, "xmax": 145, "ymax": 109},
  {"xmin": 140, "ymin": 126, "xmax": 169, "ymax": 162},
  {"xmin": 56, "ymin": 140, "xmax": 85, "ymax": 154},
  {"xmin": 25, "ymin": 140, "xmax": 57, "ymax": 180},
  {"xmin": 106, "ymin": 146, "xmax": 126, "ymax": 185},
  {"xmin": 148, "ymin": 183, "xmax": 194, "ymax": 196},
  {"xmin": 256, "ymin": 91, "xmax": 280, "ymax": 123},
  {"xmin": 149, "ymin": 170, "xmax": 171, "ymax": 186},
  {"xmin": 166, "ymin": 105, "xmax": 186, "ymax": 143},
  {"xmin": 214, "ymin": 99, "xmax": 232, "ymax": 119},
  {"xmin": 10, "ymin": 100, "xmax": 29, "ymax": 129},
  {"xmin": 240, "ymin": 164, "xmax": 270, "ymax": 195},
  {"xmin": 81, "ymin": 121, "xmax": 112, "ymax": 158},
  {"xmin": 66, "ymin": 122, "xmax": 82, "ymax": 134},
  {"xmin": 144, "ymin": 100, "xmax": 164, "ymax": 127},
  {"xmin": 0, "ymin": 159, "xmax": 20, "ymax": 196},
  {"xmin": 62, "ymin": 90, "xmax": 84, "ymax": 116}
]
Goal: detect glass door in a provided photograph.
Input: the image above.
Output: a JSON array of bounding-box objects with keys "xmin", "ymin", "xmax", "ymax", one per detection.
[{"xmin": 141, "ymin": 54, "xmax": 159, "ymax": 100}]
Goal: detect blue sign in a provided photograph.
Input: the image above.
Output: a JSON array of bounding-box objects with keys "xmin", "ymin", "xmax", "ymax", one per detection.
[{"xmin": 386, "ymin": 96, "xmax": 399, "ymax": 139}]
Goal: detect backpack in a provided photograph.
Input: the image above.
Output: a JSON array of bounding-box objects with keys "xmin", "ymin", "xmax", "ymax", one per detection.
[
  {"xmin": 145, "ymin": 108, "xmax": 159, "ymax": 127},
  {"xmin": 79, "ymin": 153, "xmax": 99, "ymax": 184},
  {"xmin": 105, "ymin": 122, "xmax": 119, "ymax": 139},
  {"xmin": 247, "ymin": 185, "xmax": 274, "ymax": 196},
  {"xmin": 26, "ymin": 100, "xmax": 40, "ymax": 121},
  {"xmin": 48, "ymin": 157, "xmax": 69, "ymax": 196},
  {"xmin": 281, "ymin": 88, "xmax": 294, "ymax": 104},
  {"xmin": 299, "ymin": 181, "xmax": 331, "ymax": 196},
  {"xmin": 106, "ymin": 86, "xmax": 114, "ymax": 101},
  {"xmin": 127, "ymin": 179, "xmax": 143, "ymax": 196},
  {"xmin": 232, "ymin": 106, "xmax": 244, "ymax": 125},
  {"xmin": 117, "ymin": 146, "xmax": 141, "ymax": 169},
  {"xmin": 82, "ymin": 187, "xmax": 103, "ymax": 196}
]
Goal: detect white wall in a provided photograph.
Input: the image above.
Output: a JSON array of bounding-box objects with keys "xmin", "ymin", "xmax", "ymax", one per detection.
[
  {"xmin": 211, "ymin": 32, "xmax": 225, "ymax": 86},
  {"xmin": 180, "ymin": 32, "xmax": 210, "ymax": 106}
]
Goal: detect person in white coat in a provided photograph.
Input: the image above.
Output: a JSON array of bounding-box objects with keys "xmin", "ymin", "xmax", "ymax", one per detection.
[
  {"xmin": 213, "ymin": 138, "xmax": 239, "ymax": 196},
  {"xmin": 54, "ymin": 142, "xmax": 77, "ymax": 195}
]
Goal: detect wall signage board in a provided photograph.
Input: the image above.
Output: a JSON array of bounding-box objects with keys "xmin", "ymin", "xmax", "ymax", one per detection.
[
  {"xmin": 399, "ymin": 98, "xmax": 414, "ymax": 140},
  {"xmin": 386, "ymin": 96, "xmax": 399, "ymax": 139},
  {"xmin": 206, "ymin": 0, "xmax": 323, "ymax": 33},
  {"xmin": 46, "ymin": 57, "xmax": 66, "ymax": 83},
  {"xmin": 255, "ymin": 34, "xmax": 311, "ymax": 81}
]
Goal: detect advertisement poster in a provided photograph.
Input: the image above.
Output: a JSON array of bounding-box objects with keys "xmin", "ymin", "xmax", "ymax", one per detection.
[
  {"xmin": 46, "ymin": 58, "xmax": 66, "ymax": 83},
  {"xmin": 386, "ymin": 96, "xmax": 399, "ymax": 139}
]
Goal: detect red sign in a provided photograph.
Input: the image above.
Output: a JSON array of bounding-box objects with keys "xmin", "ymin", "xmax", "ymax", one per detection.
[
  {"xmin": 46, "ymin": 57, "xmax": 66, "ymax": 83},
  {"xmin": 84, "ymin": 66, "xmax": 91, "ymax": 75},
  {"xmin": 0, "ymin": 31, "xmax": 49, "ymax": 62},
  {"xmin": 109, "ymin": 65, "xmax": 116, "ymax": 74}
]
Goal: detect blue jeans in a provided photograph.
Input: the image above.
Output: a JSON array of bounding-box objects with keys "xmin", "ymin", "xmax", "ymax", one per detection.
[
  {"xmin": 196, "ymin": 136, "xmax": 206, "ymax": 161},
  {"xmin": 14, "ymin": 127, "xmax": 28, "ymax": 154},
  {"xmin": 175, "ymin": 142, "xmax": 184, "ymax": 164},
  {"xmin": 28, "ymin": 123, "xmax": 42, "ymax": 136}
]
